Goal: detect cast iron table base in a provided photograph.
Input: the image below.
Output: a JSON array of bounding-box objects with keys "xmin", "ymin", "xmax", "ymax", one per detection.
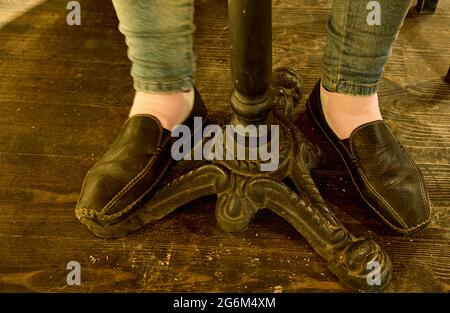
[{"xmin": 135, "ymin": 68, "xmax": 393, "ymax": 292}]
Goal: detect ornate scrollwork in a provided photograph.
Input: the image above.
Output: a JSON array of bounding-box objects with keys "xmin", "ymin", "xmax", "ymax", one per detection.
[{"xmin": 135, "ymin": 68, "xmax": 394, "ymax": 291}]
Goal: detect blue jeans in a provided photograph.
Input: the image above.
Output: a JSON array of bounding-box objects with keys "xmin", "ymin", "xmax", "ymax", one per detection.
[
  {"xmin": 112, "ymin": 0, "xmax": 412, "ymax": 95},
  {"xmin": 112, "ymin": 0, "xmax": 195, "ymax": 93}
]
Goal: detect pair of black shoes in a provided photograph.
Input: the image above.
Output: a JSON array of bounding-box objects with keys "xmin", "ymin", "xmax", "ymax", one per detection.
[{"xmin": 76, "ymin": 83, "xmax": 430, "ymax": 238}]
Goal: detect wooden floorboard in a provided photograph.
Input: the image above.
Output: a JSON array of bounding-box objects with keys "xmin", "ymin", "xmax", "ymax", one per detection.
[{"xmin": 0, "ymin": 0, "xmax": 448, "ymax": 292}]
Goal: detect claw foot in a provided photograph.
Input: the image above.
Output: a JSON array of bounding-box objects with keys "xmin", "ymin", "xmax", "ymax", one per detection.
[{"xmin": 327, "ymin": 238, "xmax": 393, "ymax": 292}]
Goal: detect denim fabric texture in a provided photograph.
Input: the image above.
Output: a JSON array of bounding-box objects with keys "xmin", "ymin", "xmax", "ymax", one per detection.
[{"xmin": 112, "ymin": 0, "xmax": 412, "ymax": 96}]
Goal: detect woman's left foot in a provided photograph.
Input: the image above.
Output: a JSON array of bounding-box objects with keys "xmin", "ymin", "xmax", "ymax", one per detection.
[{"xmin": 306, "ymin": 80, "xmax": 431, "ymax": 234}]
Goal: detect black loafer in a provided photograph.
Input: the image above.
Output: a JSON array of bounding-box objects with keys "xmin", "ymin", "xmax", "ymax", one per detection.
[
  {"xmin": 306, "ymin": 80, "xmax": 430, "ymax": 234},
  {"xmin": 75, "ymin": 88, "xmax": 208, "ymax": 238}
]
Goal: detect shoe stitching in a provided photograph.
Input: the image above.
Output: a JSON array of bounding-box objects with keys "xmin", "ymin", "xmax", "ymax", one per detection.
[
  {"xmin": 75, "ymin": 153, "xmax": 174, "ymax": 224},
  {"xmin": 78, "ymin": 112, "xmax": 209, "ymax": 224},
  {"xmin": 385, "ymin": 125, "xmax": 431, "ymax": 219},
  {"xmin": 101, "ymin": 98, "xmax": 205, "ymax": 212},
  {"xmin": 100, "ymin": 140, "xmax": 167, "ymax": 214},
  {"xmin": 306, "ymin": 92, "xmax": 430, "ymax": 233},
  {"xmin": 351, "ymin": 130, "xmax": 409, "ymax": 229},
  {"xmin": 100, "ymin": 121, "xmax": 165, "ymax": 213}
]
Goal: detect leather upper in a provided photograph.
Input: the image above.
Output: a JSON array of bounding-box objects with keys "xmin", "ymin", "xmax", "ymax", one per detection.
[
  {"xmin": 76, "ymin": 89, "xmax": 208, "ymax": 225},
  {"xmin": 77, "ymin": 115, "xmax": 172, "ymax": 218},
  {"xmin": 307, "ymin": 81, "xmax": 430, "ymax": 233},
  {"xmin": 348, "ymin": 120, "xmax": 430, "ymax": 231}
]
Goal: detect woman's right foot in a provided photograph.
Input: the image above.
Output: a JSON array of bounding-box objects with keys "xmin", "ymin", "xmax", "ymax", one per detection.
[{"xmin": 75, "ymin": 88, "xmax": 208, "ymax": 238}]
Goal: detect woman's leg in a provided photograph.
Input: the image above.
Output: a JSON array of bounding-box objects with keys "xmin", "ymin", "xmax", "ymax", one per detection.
[
  {"xmin": 307, "ymin": 0, "xmax": 430, "ymax": 234},
  {"xmin": 320, "ymin": 0, "xmax": 412, "ymax": 139},
  {"xmin": 76, "ymin": 0, "xmax": 209, "ymax": 237},
  {"xmin": 112, "ymin": 0, "xmax": 196, "ymax": 130}
]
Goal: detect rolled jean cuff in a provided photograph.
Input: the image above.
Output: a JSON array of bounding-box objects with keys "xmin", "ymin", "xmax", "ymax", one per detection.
[
  {"xmin": 133, "ymin": 77, "xmax": 194, "ymax": 93},
  {"xmin": 111, "ymin": 0, "xmax": 196, "ymax": 94},
  {"xmin": 320, "ymin": 73, "xmax": 379, "ymax": 96}
]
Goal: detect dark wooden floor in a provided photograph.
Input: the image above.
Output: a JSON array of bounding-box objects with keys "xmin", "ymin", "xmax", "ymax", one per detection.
[{"xmin": 0, "ymin": 0, "xmax": 448, "ymax": 292}]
